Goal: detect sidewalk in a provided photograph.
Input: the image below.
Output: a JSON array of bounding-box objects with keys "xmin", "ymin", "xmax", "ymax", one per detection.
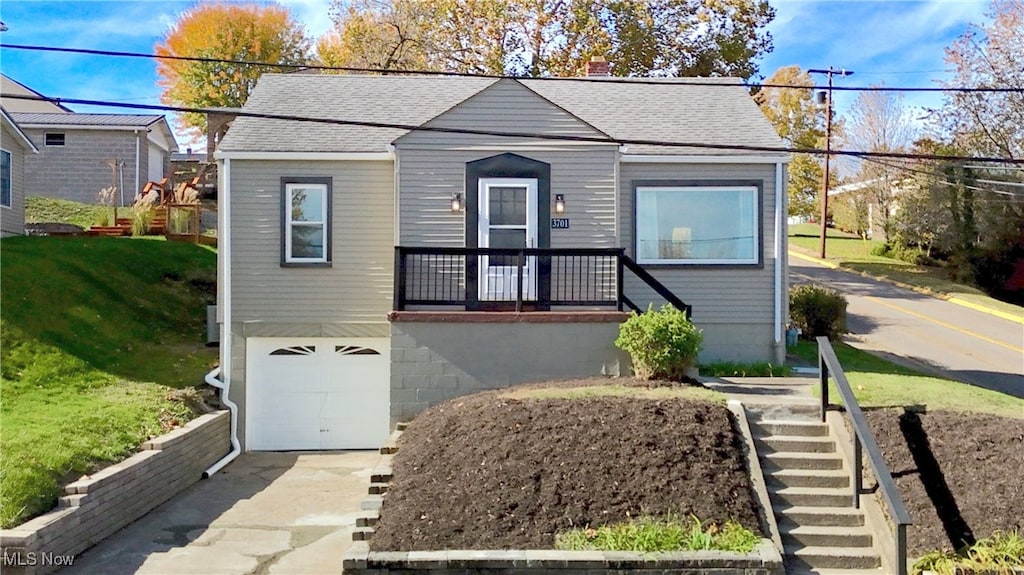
[{"xmin": 703, "ymin": 375, "xmax": 822, "ymax": 421}]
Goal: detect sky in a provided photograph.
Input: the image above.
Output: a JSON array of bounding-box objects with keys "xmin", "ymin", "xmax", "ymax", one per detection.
[{"xmin": 0, "ymin": 0, "xmax": 993, "ymax": 148}]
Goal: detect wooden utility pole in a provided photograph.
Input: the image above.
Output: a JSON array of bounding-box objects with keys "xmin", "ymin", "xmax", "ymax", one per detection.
[{"xmin": 808, "ymin": 67, "xmax": 853, "ymax": 259}]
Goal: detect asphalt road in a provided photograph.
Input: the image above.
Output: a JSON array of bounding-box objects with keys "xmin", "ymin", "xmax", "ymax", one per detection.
[{"xmin": 789, "ymin": 254, "xmax": 1024, "ymax": 399}]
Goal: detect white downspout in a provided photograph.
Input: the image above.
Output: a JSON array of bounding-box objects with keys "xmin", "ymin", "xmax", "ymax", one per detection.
[
  {"xmin": 774, "ymin": 161, "xmax": 785, "ymax": 347},
  {"xmin": 134, "ymin": 130, "xmax": 141, "ymax": 200},
  {"xmin": 204, "ymin": 157, "xmax": 238, "ymax": 477}
]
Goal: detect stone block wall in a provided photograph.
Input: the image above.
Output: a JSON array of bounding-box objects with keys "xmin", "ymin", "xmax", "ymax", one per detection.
[
  {"xmin": 24, "ymin": 128, "xmax": 147, "ymax": 206},
  {"xmin": 0, "ymin": 411, "xmax": 231, "ymax": 575}
]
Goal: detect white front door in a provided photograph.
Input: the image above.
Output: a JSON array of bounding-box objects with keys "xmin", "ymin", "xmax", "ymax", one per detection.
[{"xmin": 478, "ymin": 178, "xmax": 538, "ymax": 301}]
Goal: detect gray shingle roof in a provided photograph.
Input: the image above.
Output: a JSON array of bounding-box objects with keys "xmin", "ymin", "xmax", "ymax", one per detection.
[
  {"xmin": 10, "ymin": 112, "xmax": 166, "ymax": 127},
  {"xmin": 218, "ymin": 74, "xmax": 784, "ymax": 156},
  {"xmin": 218, "ymin": 74, "xmax": 496, "ymax": 153}
]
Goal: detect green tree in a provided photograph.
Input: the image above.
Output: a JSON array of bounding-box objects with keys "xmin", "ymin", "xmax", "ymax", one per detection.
[
  {"xmin": 317, "ymin": 0, "xmax": 775, "ymax": 78},
  {"xmin": 156, "ymin": 2, "xmax": 311, "ymax": 137},
  {"xmin": 754, "ymin": 65, "xmax": 827, "ymax": 219}
]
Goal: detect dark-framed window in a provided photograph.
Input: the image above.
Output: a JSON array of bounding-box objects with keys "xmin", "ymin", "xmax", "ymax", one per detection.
[
  {"xmin": 44, "ymin": 133, "xmax": 65, "ymax": 146},
  {"xmin": 1, "ymin": 149, "xmax": 11, "ymax": 208},
  {"xmin": 281, "ymin": 177, "xmax": 332, "ymax": 266},
  {"xmin": 634, "ymin": 180, "xmax": 762, "ymax": 266}
]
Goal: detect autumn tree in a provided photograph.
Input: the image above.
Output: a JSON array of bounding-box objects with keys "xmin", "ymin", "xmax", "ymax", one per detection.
[
  {"xmin": 941, "ymin": 0, "xmax": 1023, "ymax": 159},
  {"xmin": 841, "ymin": 87, "xmax": 917, "ymax": 239},
  {"xmin": 754, "ymin": 65, "xmax": 828, "ymax": 219},
  {"xmin": 317, "ymin": 0, "xmax": 775, "ymax": 78},
  {"xmin": 156, "ymin": 3, "xmax": 311, "ymax": 136}
]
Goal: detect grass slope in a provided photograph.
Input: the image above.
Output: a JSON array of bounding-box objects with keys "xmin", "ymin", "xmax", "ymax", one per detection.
[
  {"xmin": 25, "ymin": 196, "xmax": 115, "ymax": 229},
  {"xmin": 0, "ymin": 236, "xmax": 218, "ymax": 527},
  {"xmin": 789, "ymin": 340, "xmax": 1024, "ymax": 418},
  {"xmin": 788, "ymin": 224, "xmax": 1023, "ymax": 318}
]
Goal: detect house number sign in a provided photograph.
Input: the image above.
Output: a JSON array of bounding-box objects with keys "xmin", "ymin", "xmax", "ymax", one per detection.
[{"xmin": 551, "ymin": 218, "xmax": 570, "ymax": 229}]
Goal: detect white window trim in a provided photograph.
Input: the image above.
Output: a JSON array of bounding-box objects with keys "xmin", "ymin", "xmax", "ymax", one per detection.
[
  {"xmin": 636, "ymin": 185, "xmax": 760, "ymax": 265},
  {"xmin": 284, "ymin": 183, "xmax": 329, "ymax": 264},
  {"xmin": 0, "ymin": 148, "xmax": 12, "ymax": 209}
]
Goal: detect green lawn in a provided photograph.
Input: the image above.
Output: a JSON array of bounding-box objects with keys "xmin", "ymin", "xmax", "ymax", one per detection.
[
  {"xmin": 0, "ymin": 236, "xmax": 218, "ymax": 527},
  {"xmin": 788, "ymin": 225, "xmax": 1023, "ymax": 319},
  {"xmin": 788, "ymin": 340, "xmax": 1024, "ymax": 419},
  {"xmin": 25, "ymin": 196, "xmax": 118, "ymax": 229}
]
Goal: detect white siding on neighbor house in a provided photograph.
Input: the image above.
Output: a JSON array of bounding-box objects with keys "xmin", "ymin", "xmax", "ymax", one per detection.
[
  {"xmin": 148, "ymin": 143, "xmax": 165, "ymax": 183},
  {"xmin": 1, "ymin": 122, "xmax": 27, "ymax": 237},
  {"xmin": 618, "ymin": 162, "xmax": 779, "ymax": 325},
  {"xmin": 228, "ymin": 159, "xmax": 395, "ymax": 325}
]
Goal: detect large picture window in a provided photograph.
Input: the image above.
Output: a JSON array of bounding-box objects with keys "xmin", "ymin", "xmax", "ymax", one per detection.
[
  {"xmin": 1, "ymin": 150, "xmax": 11, "ymax": 208},
  {"xmin": 636, "ymin": 185, "xmax": 759, "ymax": 265},
  {"xmin": 282, "ymin": 180, "xmax": 330, "ymax": 264}
]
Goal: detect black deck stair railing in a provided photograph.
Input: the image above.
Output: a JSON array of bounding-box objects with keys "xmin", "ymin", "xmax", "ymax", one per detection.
[
  {"xmin": 393, "ymin": 246, "xmax": 691, "ymax": 317},
  {"xmin": 818, "ymin": 336, "xmax": 913, "ymax": 575}
]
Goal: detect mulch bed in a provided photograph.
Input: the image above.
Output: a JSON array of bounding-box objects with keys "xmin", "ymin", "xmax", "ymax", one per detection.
[
  {"xmin": 371, "ymin": 378, "xmax": 762, "ymax": 551},
  {"xmin": 865, "ymin": 408, "xmax": 1024, "ymax": 556}
]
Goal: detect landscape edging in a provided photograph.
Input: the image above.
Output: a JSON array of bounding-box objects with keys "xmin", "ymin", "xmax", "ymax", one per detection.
[
  {"xmin": 0, "ymin": 411, "xmax": 231, "ymax": 575},
  {"xmin": 344, "ymin": 415, "xmax": 784, "ymax": 575}
]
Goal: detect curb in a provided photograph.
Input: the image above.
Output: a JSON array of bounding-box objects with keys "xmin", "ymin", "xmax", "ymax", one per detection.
[{"xmin": 788, "ymin": 250, "xmax": 1024, "ymax": 325}]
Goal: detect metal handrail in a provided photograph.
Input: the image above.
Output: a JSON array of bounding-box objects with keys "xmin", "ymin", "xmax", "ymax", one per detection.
[{"xmin": 817, "ymin": 336, "xmax": 912, "ymax": 575}]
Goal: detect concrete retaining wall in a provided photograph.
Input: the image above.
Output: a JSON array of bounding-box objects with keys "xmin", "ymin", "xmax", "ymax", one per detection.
[
  {"xmin": 0, "ymin": 411, "xmax": 231, "ymax": 575},
  {"xmin": 389, "ymin": 312, "xmax": 630, "ymax": 425}
]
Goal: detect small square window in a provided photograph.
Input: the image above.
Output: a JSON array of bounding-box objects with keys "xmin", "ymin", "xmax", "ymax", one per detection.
[
  {"xmin": 282, "ymin": 180, "xmax": 330, "ymax": 264},
  {"xmin": 45, "ymin": 133, "xmax": 65, "ymax": 146}
]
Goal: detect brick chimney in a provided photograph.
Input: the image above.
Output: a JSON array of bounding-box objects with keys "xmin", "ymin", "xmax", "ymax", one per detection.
[{"xmin": 585, "ymin": 56, "xmax": 610, "ymax": 77}]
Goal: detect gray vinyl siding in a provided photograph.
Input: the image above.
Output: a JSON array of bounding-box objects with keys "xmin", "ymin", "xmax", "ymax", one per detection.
[
  {"xmin": 1, "ymin": 123, "xmax": 27, "ymax": 237},
  {"xmin": 619, "ymin": 162, "xmax": 779, "ymax": 324},
  {"xmin": 228, "ymin": 159, "xmax": 395, "ymax": 324},
  {"xmin": 394, "ymin": 80, "xmax": 624, "ymax": 247},
  {"xmin": 397, "ymin": 147, "xmax": 618, "ymax": 247}
]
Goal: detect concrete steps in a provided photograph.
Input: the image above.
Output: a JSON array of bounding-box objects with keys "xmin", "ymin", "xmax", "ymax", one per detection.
[{"xmin": 753, "ymin": 417, "xmax": 881, "ymax": 572}]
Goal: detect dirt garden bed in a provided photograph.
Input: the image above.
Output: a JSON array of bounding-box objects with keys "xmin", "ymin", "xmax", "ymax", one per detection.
[
  {"xmin": 865, "ymin": 408, "xmax": 1024, "ymax": 556},
  {"xmin": 370, "ymin": 377, "xmax": 762, "ymax": 551}
]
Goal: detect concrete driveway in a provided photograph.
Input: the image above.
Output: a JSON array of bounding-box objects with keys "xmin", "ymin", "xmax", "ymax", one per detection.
[{"xmin": 62, "ymin": 451, "xmax": 380, "ymax": 575}]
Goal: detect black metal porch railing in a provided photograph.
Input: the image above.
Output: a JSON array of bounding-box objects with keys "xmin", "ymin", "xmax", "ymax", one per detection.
[
  {"xmin": 818, "ymin": 337, "xmax": 912, "ymax": 575},
  {"xmin": 393, "ymin": 246, "xmax": 691, "ymax": 316}
]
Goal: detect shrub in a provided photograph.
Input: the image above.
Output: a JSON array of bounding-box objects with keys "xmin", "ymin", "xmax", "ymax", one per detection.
[
  {"xmin": 871, "ymin": 243, "xmax": 892, "ymax": 257},
  {"xmin": 789, "ymin": 284, "xmax": 847, "ymax": 340},
  {"xmin": 913, "ymin": 530, "xmax": 1024, "ymax": 575},
  {"xmin": 130, "ymin": 190, "xmax": 158, "ymax": 237},
  {"xmin": 615, "ymin": 304, "xmax": 702, "ymax": 381}
]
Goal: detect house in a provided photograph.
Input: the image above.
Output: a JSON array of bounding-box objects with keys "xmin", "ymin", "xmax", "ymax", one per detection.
[
  {"xmin": 10, "ymin": 112, "xmax": 179, "ymax": 206},
  {"xmin": 213, "ymin": 70, "xmax": 790, "ymax": 451},
  {"xmin": 0, "ymin": 74, "xmax": 72, "ymax": 113},
  {"xmin": 1, "ymin": 108, "xmax": 40, "ymax": 237}
]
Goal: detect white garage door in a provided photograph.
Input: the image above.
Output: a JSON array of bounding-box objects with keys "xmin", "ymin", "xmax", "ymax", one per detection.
[{"xmin": 246, "ymin": 337, "xmax": 390, "ymax": 451}]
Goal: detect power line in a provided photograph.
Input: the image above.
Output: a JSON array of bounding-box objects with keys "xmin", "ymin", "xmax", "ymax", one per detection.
[
  {"xmin": 859, "ymin": 156, "xmax": 1023, "ymax": 197},
  {"xmin": 3, "ymin": 43, "xmax": 1023, "ymax": 94},
  {"xmin": 4, "ymin": 92, "xmax": 1022, "ymax": 165}
]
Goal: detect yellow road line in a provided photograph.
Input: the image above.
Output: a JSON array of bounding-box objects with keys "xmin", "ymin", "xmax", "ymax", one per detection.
[
  {"xmin": 946, "ymin": 296, "xmax": 1024, "ymax": 325},
  {"xmin": 865, "ymin": 295, "xmax": 1024, "ymax": 354},
  {"xmin": 788, "ymin": 250, "xmax": 839, "ymax": 269}
]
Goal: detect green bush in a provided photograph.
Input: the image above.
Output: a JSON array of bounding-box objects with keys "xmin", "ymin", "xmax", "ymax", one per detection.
[
  {"xmin": 871, "ymin": 243, "xmax": 892, "ymax": 257},
  {"xmin": 789, "ymin": 284, "xmax": 847, "ymax": 340},
  {"xmin": 615, "ymin": 304, "xmax": 703, "ymax": 381}
]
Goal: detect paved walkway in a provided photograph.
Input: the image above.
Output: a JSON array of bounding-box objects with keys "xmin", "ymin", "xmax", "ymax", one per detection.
[
  {"xmin": 62, "ymin": 451, "xmax": 379, "ymax": 575},
  {"xmin": 703, "ymin": 374, "xmax": 822, "ymax": 420}
]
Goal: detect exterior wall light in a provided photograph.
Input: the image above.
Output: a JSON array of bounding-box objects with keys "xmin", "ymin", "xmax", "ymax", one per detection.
[
  {"xmin": 554, "ymin": 194, "xmax": 566, "ymax": 214},
  {"xmin": 451, "ymin": 192, "xmax": 463, "ymax": 213}
]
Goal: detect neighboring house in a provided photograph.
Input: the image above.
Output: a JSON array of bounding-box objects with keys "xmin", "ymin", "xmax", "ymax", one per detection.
[
  {"xmin": 11, "ymin": 112, "xmax": 179, "ymax": 206},
  {"xmin": 829, "ymin": 176, "xmax": 909, "ymax": 240},
  {"xmin": 214, "ymin": 72, "xmax": 790, "ymax": 451},
  {"xmin": 0, "ymin": 74, "xmax": 72, "ymax": 113},
  {"xmin": 1, "ymin": 108, "xmax": 40, "ymax": 237}
]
